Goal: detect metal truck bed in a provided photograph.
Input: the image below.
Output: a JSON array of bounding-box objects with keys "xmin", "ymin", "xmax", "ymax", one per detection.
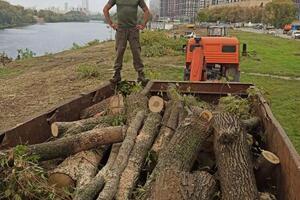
[{"xmin": 0, "ymin": 81, "xmax": 299, "ymax": 200}]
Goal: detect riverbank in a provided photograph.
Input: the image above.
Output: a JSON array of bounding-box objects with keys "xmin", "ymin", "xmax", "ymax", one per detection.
[{"xmin": 0, "ymin": 30, "xmax": 299, "ymax": 152}]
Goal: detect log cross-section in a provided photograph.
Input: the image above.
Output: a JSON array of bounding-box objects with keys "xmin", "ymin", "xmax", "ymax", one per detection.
[{"xmin": 213, "ymin": 112, "xmax": 259, "ymax": 200}]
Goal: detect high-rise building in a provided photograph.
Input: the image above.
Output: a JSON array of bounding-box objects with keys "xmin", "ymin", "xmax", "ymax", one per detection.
[
  {"xmin": 296, "ymin": 0, "xmax": 300, "ymax": 20},
  {"xmin": 160, "ymin": 0, "xmax": 210, "ymax": 21},
  {"xmin": 150, "ymin": 0, "xmax": 161, "ymax": 16},
  {"xmin": 64, "ymin": 2, "xmax": 69, "ymax": 12},
  {"xmin": 82, "ymin": 0, "xmax": 89, "ymax": 12}
]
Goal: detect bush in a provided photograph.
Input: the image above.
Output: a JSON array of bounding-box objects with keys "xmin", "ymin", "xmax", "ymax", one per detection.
[
  {"xmin": 87, "ymin": 39, "xmax": 100, "ymax": 46},
  {"xmin": 0, "ymin": 146, "xmax": 71, "ymax": 200},
  {"xmin": 140, "ymin": 31, "xmax": 185, "ymax": 57},
  {"xmin": 17, "ymin": 48, "xmax": 36, "ymax": 60},
  {"xmin": 219, "ymin": 94, "xmax": 250, "ymax": 119},
  {"xmin": 71, "ymin": 43, "xmax": 82, "ymax": 50},
  {"xmin": 76, "ymin": 64, "xmax": 100, "ymax": 79}
]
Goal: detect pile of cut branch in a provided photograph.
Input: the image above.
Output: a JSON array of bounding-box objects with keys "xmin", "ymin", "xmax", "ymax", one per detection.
[{"xmin": 0, "ymin": 82, "xmax": 280, "ymax": 200}]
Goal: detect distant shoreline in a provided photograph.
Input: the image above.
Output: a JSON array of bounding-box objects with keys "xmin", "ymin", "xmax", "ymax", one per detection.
[{"xmin": 0, "ymin": 20, "xmax": 104, "ymax": 30}]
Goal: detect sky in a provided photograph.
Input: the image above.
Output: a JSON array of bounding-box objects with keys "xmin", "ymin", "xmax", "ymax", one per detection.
[{"xmin": 6, "ymin": 0, "xmax": 150, "ymax": 12}]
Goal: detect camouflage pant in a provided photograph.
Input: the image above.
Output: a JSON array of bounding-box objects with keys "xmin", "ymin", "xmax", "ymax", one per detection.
[{"xmin": 114, "ymin": 28, "xmax": 144, "ymax": 73}]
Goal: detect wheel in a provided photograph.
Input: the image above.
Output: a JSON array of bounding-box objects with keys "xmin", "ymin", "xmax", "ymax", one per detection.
[
  {"xmin": 225, "ymin": 67, "xmax": 240, "ymax": 82},
  {"xmin": 184, "ymin": 67, "xmax": 190, "ymax": 81}
]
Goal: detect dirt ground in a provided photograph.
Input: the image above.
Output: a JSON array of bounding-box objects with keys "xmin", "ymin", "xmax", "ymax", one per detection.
[{"xmin": 0, "ymin": 41, "xmax": 183, "ymax": 131}]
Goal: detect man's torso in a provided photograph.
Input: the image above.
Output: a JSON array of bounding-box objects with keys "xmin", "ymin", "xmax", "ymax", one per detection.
[{"xmin": 115, "ymin": 0, "xmax": 141, "ymax": 28}]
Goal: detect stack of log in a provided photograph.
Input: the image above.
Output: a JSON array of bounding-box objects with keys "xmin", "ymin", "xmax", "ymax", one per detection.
[{"xmin": 1, "ymin": 82, "xmax": 280, "ymax": 200}]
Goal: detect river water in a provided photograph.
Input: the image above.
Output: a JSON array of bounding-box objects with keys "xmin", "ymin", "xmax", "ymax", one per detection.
[{"xmin": 0, "ymin": 21, "xmax": 114, "ymax": 58}]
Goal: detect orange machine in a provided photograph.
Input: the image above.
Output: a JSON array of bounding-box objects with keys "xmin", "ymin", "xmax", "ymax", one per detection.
[{"xmin": 184, "ymin": 36, "xmax": 240, "ymax": 82}]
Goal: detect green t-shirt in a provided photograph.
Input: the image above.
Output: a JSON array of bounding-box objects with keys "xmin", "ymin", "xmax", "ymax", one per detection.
[{"xmin": 108, "ymin": 0, "xmax": 147, "ymax": 28}]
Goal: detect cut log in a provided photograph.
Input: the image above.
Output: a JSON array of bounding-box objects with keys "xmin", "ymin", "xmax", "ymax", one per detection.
[
  {"xmin": 150, "ymin": 169, "xmax": 217, "ymax": 200},
  {"xmin": 125, "ymin": 92, "xmax": 148, "ymax": 125},
  {"xmin": 242, "ymin": 117, "xmax": 261, "ymax": 131},
  {"xmin": 150, "ymin": 101, "xmax": 182, "ymax": 159},
  {"xmin": 213, "ymin": 112, "xmax": 259, "ymax": 200},
  {"xmin": 97, "ymin": 111, "xmax": 146, "ymax": 200},
  {"xmin": 140, "ymin": 81, "xmax": 154, "ymax": 96},
  {"xmin": 148, "ymin": 96, "xmax": 164, "ymax": 113},
  {"xmin": 116, "ymin": 113, "xmax": 162, "ymax": 200},
  {"xmin": 21, "ymin": 126, "xmax": 124, "ymax": 161},
  {"xmin": 259, "ymin": 192, "xmax": 276, "ymax": 200},
  {"xmin": 51, "ymin": 115, "xmax": 117, "ymax": 138},
  {"xmin": 48, "ymin": 148, "xmax": 106, "ymax": 188},
  {"xmin": 143, "ymin": 111, "xmax": 213, "ymax": 199},
  {"xmin": 73, "ymin": 143, "xmax": 121, "ymax": 200},
  {"xmin": 80, "ymin": 97, "xmax": 112, "ymax": 119},
  {"xmin": 108, "ymin": 94, "xmax": 124, "ymax": 115},
  {"xmin": 255, "ymin": 150, "xmax": 280, "ymax": 189}
]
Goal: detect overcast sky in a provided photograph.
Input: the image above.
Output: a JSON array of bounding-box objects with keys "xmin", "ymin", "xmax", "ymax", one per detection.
[{"xmin": 6, "ymin": 0, "xmax": 150, "ymax": 12}]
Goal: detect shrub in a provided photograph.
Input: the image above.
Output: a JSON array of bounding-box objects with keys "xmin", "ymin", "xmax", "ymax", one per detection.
[
  {"xmin": 76, "ymin": 64, "xmax": 100, "ymax": 79},
  {"xmin": 17, "ymin": 48, "xmax": 36, "ymax": 60},
  {"xmin": 87, "ymin": 39, "xmax": 100, "ymax": 46},
  {"xmin": 140, "ymin": 31, "xmax": 185, "ymax": 57}
]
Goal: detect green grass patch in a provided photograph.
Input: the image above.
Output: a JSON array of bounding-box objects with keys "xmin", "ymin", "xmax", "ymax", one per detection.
[
  {"xmin": 233, "ymin": 31, "xmax": 300, "ymax": 77},
  {"xmin": 76, "ymin": 64, "xmax": 101, "ymax": 79},
  {"xmin": 242, "ymin": 74, "xmax": 300, "ymax": 152},
  {"xmin": 0, "ymin": 67, "xmax": 22, "ymax": 79}
]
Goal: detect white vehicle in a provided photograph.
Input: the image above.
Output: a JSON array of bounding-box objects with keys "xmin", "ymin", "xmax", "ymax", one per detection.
[
  {"xmin": 291, "ymin": 31, "xmax": 300, "ymax": 39},
  {"xmin": 184, "ymin": 31, "xmax": 196, "ymax": 38}
]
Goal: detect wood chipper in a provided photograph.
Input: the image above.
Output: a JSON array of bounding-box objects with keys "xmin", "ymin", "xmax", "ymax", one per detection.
[{"xmin": 184, "ymin": 36, "xmax": 240, "ymax": 82}]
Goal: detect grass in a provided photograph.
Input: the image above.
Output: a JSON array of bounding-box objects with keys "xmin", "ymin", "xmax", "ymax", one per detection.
[
  {"xmin": 242, "ymin": 74, "xmax": 300, "ymax": 152},
  {"xmin": 233, "ymin": 30, "xmax": 300, "ymax": 77}
]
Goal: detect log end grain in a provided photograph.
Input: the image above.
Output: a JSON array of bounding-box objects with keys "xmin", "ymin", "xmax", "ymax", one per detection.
[
  {"xmin": 148, "ymin": 96, "xmax": 164, "ymax": 113},
  {"xmin": 261, "ymin": 150, "xmax": 280, "ymax": 165},
  {"xmin": 51, "ymin": 123, "xmax": 59, "ymax": 138}
]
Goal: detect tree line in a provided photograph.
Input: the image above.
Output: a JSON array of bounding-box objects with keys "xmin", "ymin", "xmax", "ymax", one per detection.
[
  {"xmin": 0, "ymin": 0, "xmax": 93, "ymax": 29},
  {"xmin": 198, "ymin": 0, "xmax": 298, "ymax": 28}
]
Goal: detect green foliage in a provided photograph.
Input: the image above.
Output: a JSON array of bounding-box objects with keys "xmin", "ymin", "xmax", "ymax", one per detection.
[
  {"xmin": 198, "ymin": 1, "xmax": 297, "ymax": 28},
  {"xmin": 76, "ymin": 64, "xmax": 100, "ymax": 79},
  {"xmin": 140, "ymin": 31, "xmax": 185, "ymax": 57},
  {"xmin": 87, "ymin": 39, "xmax": 100, "ymax": 46},
  {"xmin": 264, "ymin": 0, "xmax": 298, "ymax": 28},
  {"xmin": 219, "ymin": 94, "xmax": 251, "ymax": 119},
  {"xmin": 0, "ymin": 145, "xmax": 71, "ymax": 200},
  {"xmin": 0, "ymin": 52, "xmax": 12, "ymax": 66},
  {"xmin": 71, "ymin": 43, "xmax": 82, "ymax": 50},
  {"xmin": 198, "ymin": 5, "xmax": 264, "ymax": 23},
  {"xmin": 37, "ymin": 10, "xmax": 89, "ymax": 23},
  {"xmin": 0, "ymin": 0, "xmax": 35, "ymax": 29},
  {"xmin": 117, "ymin": 81, "xmax": 143, "ymax": 96},
  {"xmin": 17, "ymin": 48, "xmax": 36, "ymax": 60}
]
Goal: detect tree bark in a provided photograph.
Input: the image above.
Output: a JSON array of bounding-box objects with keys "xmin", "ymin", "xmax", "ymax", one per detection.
[
  {"xmin": 108, "ymin": 94, "xmax": 124, "ymax": 115},
  {"xmin": 148, "ymin": 96, "xmax": 164, "ymax": 113},
  {"xmin": 48, "ymin": 148, "xmax": 106, "ymax": 188},
  {"xmin": 97, "ymin": 111, "xmax": 146, "ymax": 200},
  {"xmin": 80, "ymin": 97, "xmax": 112, "ymax": 119},
  {"xmin": 143, "ymin": 111, "xmax": 213, "ymax": 200},
  {"xmin": 150, "ymin": 101, "xmax": 182, "ymax": 159},
  {"xmin": 24, "ymin": 126, "xmax": 124, "ymax": 161},
  {"xmin": 213, "ymin": 112, "xmax": 259, "ymax": 200},
  {"xmin": 116, "ymin": 113, "xmax": 162, "ymax": 200},
  {"xmin": 150, "ymin": 169, "xmax": 217, "ymax": 200},
  {"xmin": 51, "ymin": 115, "xmax": 116, "ymax": 138},
  {"xmin": 125, "ymin": 94, "xmax": 148, "ymax": 125},
  {"xmin": 254, "ymin": 150, "xmax": 280, "ymax": 190},
  {"xmin": 73, "ymin": 143, "xmax": 121, "ymax": 200}
]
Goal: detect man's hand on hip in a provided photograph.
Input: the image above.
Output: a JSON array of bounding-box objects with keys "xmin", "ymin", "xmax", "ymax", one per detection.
[
  {"xmin": 110, "ymin": 23, "xmax": 118, "ymax": 30},
  {"xmin": 136, "ymin": 24, "xmax": 146, "ymax": 30}
]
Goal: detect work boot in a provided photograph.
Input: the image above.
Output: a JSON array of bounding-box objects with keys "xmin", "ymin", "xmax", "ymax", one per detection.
[
  {"xmin": 137, "ymin": 71, "xmax": 149, "ymax": 85},
  {"xmin": 110, "ymin": 71, "xmax": 121, "ymax": 84}
]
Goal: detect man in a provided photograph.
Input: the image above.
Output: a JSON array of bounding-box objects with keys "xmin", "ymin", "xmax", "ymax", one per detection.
[{"xmin": 103, "ymin": 0, "xmax": 151, "ymax": 84}]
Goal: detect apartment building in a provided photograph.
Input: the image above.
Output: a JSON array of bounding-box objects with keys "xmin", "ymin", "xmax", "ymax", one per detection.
[{"xmin": 160, "ymin": 0, "xmax": 210, "ymax": 21}]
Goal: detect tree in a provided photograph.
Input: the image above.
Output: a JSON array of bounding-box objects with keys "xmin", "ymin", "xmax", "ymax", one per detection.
[{"xmin": 264, "ymin": 0, "xmax": 297, "ymax": 28}]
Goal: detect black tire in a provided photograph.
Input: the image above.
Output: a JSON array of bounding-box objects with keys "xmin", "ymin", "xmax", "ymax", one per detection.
[
  {"xmin": 184, "ymin": 68, "xmax": 190, "ymax": 81},
  {"xmin": 225, "ymin": 67, "xmax": 240, "ymax": 82}
]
